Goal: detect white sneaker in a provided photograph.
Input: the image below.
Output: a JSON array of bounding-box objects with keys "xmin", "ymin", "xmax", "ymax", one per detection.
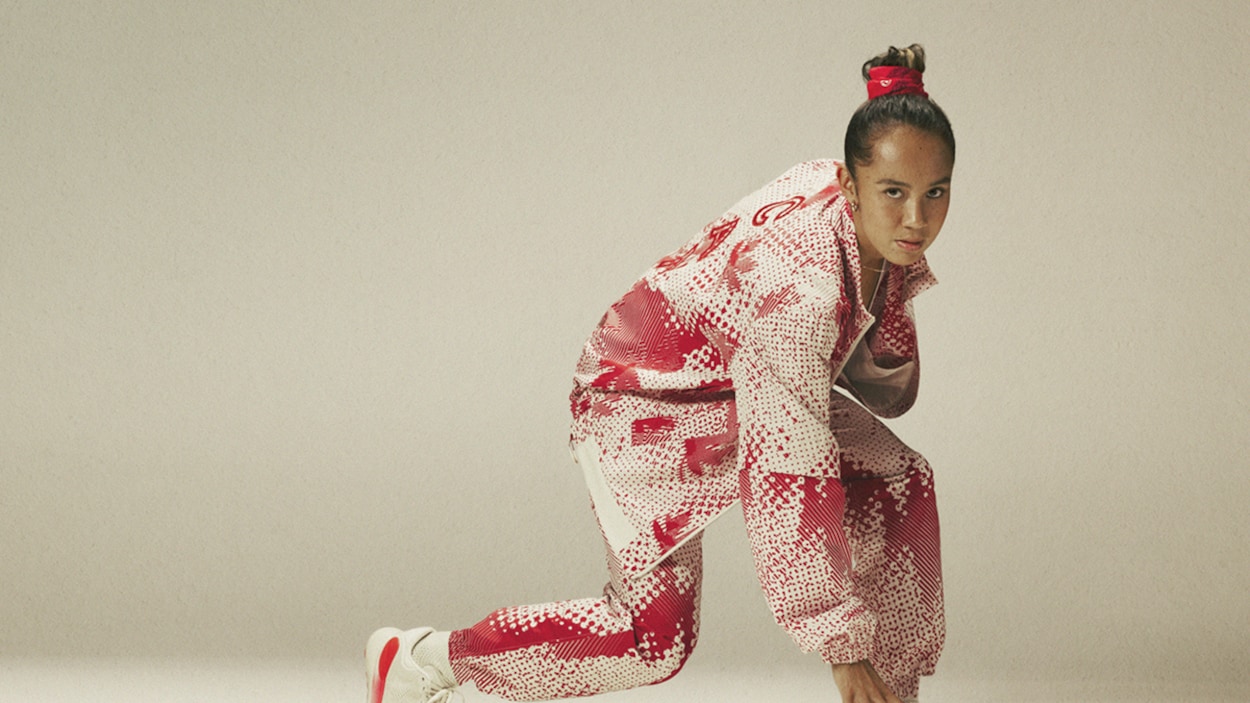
[{"xmin": 365, "ymin": 627, "xmax": 460, "ymax": 703}]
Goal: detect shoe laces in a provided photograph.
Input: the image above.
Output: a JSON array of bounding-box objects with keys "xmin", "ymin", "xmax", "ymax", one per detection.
[
  {"xmin": 423, "ymin": 682, "xmax": 463, "ymax": 703},
  {"xmin": 418, "ymin": 666, "xmax": 463, "ymax": 703}
]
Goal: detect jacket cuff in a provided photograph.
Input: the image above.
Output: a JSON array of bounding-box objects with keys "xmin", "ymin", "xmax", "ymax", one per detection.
[{"xmin": 816, "ymin": 606, "xmax": 878, "ymax": 664}]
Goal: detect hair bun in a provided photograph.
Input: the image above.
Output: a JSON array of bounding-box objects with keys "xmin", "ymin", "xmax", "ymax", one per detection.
[
  {"xmin": 861, "ymin": 44, "xmax": 926, "ymax": 82},
  {"xmin": 843, "ymin": 43, "xmax": 953, "ymax": 177}
]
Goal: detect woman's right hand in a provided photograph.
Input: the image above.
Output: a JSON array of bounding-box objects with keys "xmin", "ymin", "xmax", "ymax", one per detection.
[{"xmin": 830, "ymin": 660, "xmax": 903, "ymax": 703}]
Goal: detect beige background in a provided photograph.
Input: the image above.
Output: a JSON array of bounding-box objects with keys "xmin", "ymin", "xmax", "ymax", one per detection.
[{"xmin": 2, "ymin": 0, "xmax": 1248, "ymax": 693}]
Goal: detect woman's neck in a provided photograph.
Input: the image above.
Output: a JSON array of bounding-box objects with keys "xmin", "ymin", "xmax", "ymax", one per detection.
[{"xmin": 859, "ymin": 259, "xmax": 886, "ymax": 310}]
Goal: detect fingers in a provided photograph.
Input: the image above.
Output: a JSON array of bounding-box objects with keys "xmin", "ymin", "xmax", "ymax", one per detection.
[
  {"xmin": 831, "ymin": 660, "xmax": 902, "ymax": 703},
  {"xmin": 864, "ymin": 661, "xmax": 903, "ymax": 703}
]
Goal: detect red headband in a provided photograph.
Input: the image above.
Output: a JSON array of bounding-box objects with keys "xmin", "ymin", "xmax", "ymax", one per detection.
[{"xmin": 866, "ymin": 66, "xmax": 928, "ymax": 100}]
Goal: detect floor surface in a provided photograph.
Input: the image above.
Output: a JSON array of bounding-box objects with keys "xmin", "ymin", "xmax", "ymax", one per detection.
[{"xmin": 2, "ymin": 658, "xmax": 1245, "ymax": 702}]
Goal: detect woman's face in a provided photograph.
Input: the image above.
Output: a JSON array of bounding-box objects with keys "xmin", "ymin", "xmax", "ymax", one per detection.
[{"xmin": 838, "ymin": 124, "xmax": 954, "ymax": 268}]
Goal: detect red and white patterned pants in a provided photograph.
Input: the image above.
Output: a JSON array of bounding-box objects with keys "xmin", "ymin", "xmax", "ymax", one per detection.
[{"xmin": 448, "ymin": 396, "xmax": 942, "ymax": 700}]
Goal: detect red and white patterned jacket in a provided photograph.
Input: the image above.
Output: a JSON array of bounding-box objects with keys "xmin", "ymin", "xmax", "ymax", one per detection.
[{"xmin": 567, "ymin": 159, "xmax": 937, "ymax": 652}]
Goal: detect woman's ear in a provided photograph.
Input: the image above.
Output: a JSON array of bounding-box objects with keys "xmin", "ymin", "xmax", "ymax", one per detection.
[{"xmin": 836, "ymin": 162, "xmax": 858, "ymax": 207}]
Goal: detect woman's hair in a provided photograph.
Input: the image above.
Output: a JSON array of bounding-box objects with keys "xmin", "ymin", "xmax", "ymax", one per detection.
[{"xmin": 843, "ymin": 44, "xmax": 955, "ymax": 177}]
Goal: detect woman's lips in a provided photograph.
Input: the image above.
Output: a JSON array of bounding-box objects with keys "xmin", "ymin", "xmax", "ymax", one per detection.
[{"xmin": 895, "ymin": 239, "xmax": 924, "ymax": 253}]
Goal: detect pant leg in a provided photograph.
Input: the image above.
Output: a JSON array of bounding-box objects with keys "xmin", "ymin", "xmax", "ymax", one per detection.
[
  {"xmin": 447, "ymin": 536, "xmax": 702, "ymax": 701},
  {"xmin": 831, "ymin": 394, "xmax": 944, "ymax": 700}
]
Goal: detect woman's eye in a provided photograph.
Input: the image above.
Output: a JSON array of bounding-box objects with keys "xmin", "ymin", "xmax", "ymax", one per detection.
[
  {"xmin": 884, "ymin": 188, "xmax": 903, "ymax": 198},
  {"xmin": 926, "ymin": 187, "xmax": 947, "ymax": 198}
]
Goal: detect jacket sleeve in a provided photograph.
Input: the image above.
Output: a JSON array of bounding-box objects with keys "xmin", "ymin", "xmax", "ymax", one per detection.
[{"xmin": 728, "ymin": 263, "xmax": 878, "ymax": 664}]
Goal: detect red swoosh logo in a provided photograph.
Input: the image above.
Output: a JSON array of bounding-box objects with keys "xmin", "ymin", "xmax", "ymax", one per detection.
[{"xmin": 372, "ymin": 636, "xmax": 400, "ymax": 703}]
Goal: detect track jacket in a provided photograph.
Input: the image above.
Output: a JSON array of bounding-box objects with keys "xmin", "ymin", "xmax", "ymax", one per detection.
[{"xmin": 567, "ymin": 159, "xmax": 937, "ymax": 662}]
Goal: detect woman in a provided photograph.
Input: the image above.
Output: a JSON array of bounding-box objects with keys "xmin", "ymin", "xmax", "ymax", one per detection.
[{"xmin": 368, "ymin": 44, "xmax": 955, "ymax": 703}]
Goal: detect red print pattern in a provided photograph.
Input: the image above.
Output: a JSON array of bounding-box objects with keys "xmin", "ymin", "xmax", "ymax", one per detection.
[{"xmin": 448, "ymin": 161, "xmax": 942, "ymax": 700}]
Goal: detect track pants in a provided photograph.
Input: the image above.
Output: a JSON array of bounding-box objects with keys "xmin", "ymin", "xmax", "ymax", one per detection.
[{"xmin": 447, "ymin": 396, "xmax": 942, "ymax": 701}]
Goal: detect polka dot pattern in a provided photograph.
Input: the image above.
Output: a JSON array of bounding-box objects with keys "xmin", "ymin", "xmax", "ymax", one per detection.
[{"xmin": 449, "ymin": 540, "xmax": 703, "ymax": 700}]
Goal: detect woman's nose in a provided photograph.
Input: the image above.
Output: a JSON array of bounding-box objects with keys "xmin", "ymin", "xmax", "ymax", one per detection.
[{"xmin": 903, "ymin": 198, "xmax": 927, "ymax": 229}]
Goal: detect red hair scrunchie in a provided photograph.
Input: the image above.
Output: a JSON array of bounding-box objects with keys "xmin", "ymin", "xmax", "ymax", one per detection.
[{"xmin": 866, "ymin": 66, "xmax": 928, "ymax": 100}]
